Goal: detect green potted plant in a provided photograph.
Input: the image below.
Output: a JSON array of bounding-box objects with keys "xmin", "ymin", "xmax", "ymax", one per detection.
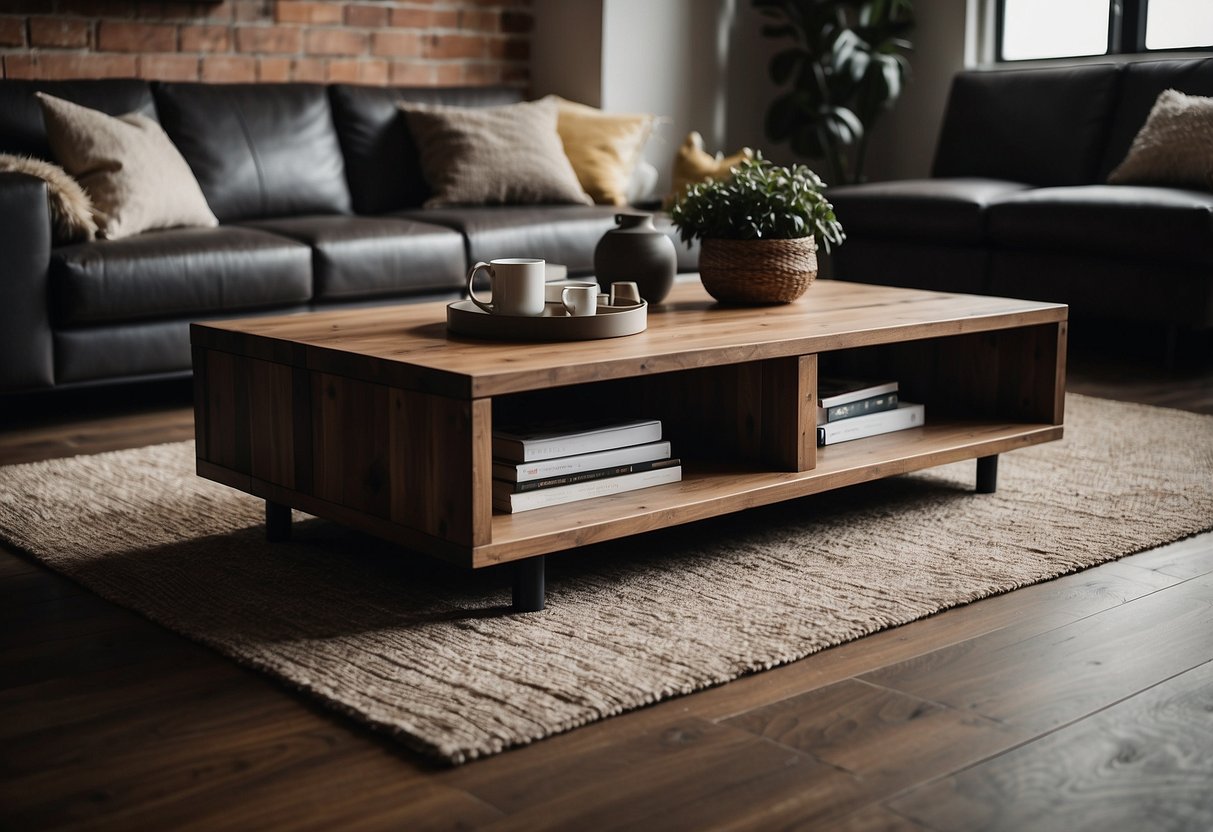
[
  {"xmin": 670, "ymin": 154, "xmax": 845, "ymax": 304},
  {"xmin": 755, "ymin": 0, "xmax": 915, "ymax": 185}
]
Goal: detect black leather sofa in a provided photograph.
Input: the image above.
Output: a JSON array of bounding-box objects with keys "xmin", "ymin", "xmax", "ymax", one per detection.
[
  {"xmin": 0, "ymin": 80, "xmax": 691, "ymax": 396},
  {"xmin": 827, "ymin": 57, "xmax": 1213, "ymax": 335}
]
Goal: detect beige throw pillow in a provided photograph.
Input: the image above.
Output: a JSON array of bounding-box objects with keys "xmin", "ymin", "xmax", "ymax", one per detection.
[
  {"xmin": 399, "ymin": 98, "xmax": 592, "ymax": 208},
  {"xmin": 36, "ymin": 92, "xmax": 218, "ymax": 240},
  {"xmin": 547, "ymin": 96, "xmax": 654, "ymax": 206},
  {"xmin": 1107, "ymin": 89, "xmax": 1213, "ymax": 190},
  {"xmin": 0, "ymin": 152, "xmax": 98, "ymax": 245}
]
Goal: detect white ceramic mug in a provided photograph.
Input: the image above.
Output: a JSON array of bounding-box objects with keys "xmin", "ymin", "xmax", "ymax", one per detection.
[
  {"xmin": 467, "ymin": 258, "xmax": 546, "ymax": 316},
  {"xmin": 561, "ymin": 284, "xmax": 598, "ymax": 317}
]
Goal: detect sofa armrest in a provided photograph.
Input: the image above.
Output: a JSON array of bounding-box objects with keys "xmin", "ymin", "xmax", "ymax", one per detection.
[{"xmin": 0, "ymin": 171, "xmax": 54, "ymax": 391}]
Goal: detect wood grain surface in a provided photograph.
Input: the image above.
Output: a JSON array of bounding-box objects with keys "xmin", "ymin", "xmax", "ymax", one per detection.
[{"xmin": 0, "ymin": 295, "xmax": 1209, "ymax": 832}]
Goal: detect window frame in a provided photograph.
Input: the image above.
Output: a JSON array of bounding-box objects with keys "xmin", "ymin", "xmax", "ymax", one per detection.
[{"xmin": 994, "ymin": 0, "xmax": 1212, "ymax": 62}]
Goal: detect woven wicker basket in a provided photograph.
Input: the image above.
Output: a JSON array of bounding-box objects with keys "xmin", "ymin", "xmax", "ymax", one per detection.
[{"xmin": 698, "ymin": 236, "xmax": 818, "ymax": 304}]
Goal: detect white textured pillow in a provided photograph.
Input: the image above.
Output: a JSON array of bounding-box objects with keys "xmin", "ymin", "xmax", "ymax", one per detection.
[
  {"xmin": 36, "ymin": 92, "xmax": 218, "ymax": 240},
  {"xmin": 399, "ymin": 98, "xmax": 592, "ymax": 208},
  {"xmin": 1107, "ymin": 89, "xmax": 1213, "ymax": 190},
  {"xmin": 0, "ymin": 152, "xmax": 97, "ymax": 244}
]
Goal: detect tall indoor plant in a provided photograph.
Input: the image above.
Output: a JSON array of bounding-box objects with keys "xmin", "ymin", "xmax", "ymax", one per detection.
[
  {"xmin": 755, "ymin": 0, "xmax": 915, "ymax": 185},
  {"xmin": 670, "ymin": 154, "xmax": 844, "ymax": 304}
]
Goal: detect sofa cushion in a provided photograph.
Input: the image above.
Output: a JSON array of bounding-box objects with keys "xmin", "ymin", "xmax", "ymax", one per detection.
[
  {"xmin": 240, "ymin": 215, "xmax": 466, "ymax": 302},
  {"xmin": 54, "ymin": 309, "xmax": 309, "ymax": 385},
  {"xmin": 328, "ymin": 84, "xmax": 523, "ymax": 215},
  {"xmin": 932, "ymin": 64, "xmax": 1121, "ymax": 186},
  {"xmin": 827, "ymin": 179, "xmax": 1031, "ymax": 243},
  {"xmin": 153, "ymin": 82, "xmax": 351, "ymax": 223},
  {"xmin": 394, "ymin": 205, "xmax": 622, "ymax": 275},
  {"xmin": 1108, "ymin": 90, "xmax": 1213, "ymax": 189},
  {"xmin": 36, "ymin": 92, "xmax": 218, "ymax": 241},
  {"xmin": 51, "ymin": 226, "xmax": 312, "ymax": 326},
  {"xmin": 986, "ymin": 185, "xmax": 1213, "ymax": 265},
  {"xmin": 0, "ymin": 79, "xmax": 154, "ymax": 160},
  {"xmin": 1099, "ymin": 57, "xmax": 1213, "ymax": 181},
  {"xmin": 399, "ymin": 98, "xmax": 592, "ymax": 208},
  {"xmin": 549, "ymin": 96, "xmax": 655, "ymax": 206}
]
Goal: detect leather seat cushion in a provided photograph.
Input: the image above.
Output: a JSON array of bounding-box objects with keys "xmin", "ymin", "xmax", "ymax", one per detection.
[
  {"xmin": 241, "ymin": 215, "xmax": 467, "ymax": 301},
  {"xmin": 828, "ymin": 178, "xmax": 1032, "ymax": 243},
  {"xmin": 153, "ymin": 82, "xmax": 352, "ymax": 223},
  {"xmin": 53, "ymin": 308, "xmax": 308, "ymax": 385},
  {"xmin": 328, "ymin": 84, "xmax": 524, "ymax": 215},
  {"xmin": 395, "ymin": 205, "xmax": 623, "ymax": 276},
  {"xmin": 987, "ymin": 185, "xmax": 1213, "ymax": 264},
  {"xmin": 51, "ymin": 226, "xmax": 312, "ymax": 326}
]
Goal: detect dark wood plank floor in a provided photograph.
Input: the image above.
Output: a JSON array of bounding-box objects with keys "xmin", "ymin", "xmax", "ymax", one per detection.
[{"xmin": 2, "ymin": 326, "xmax": 1212, "ymax": 831}]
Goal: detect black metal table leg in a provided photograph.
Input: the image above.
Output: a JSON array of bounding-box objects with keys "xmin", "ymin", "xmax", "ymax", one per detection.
[
  {"xmin": 976, "ymin": 454, "xmax": 999, "ymax": 494},
  {"xmin": 266, "ymin": 500, "xmax": 291, "ymax": 542},
  {"xmin": 512, "ymin": 556, "xmax": 545, "ymax": 612}
]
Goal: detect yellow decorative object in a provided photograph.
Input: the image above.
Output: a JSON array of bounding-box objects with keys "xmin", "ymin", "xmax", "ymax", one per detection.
[
  {"xmin": 548, "ymin": 96, "xmax": 655, "ymax": 206},
  {"xmin": 667, "ymin": 131, "xmax": 753, "ymax": 208}
]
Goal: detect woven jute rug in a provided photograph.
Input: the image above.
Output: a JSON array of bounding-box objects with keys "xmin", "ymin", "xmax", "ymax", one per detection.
[{"xmin": 2, "ymin": 394, "xmax": 1211, "ymax": 764}]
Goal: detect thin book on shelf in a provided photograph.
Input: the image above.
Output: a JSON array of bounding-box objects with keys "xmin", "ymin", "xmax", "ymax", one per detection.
[
  {"xmin": 493, "ymin": 440, "xmax": 673, "ymax": 483},
  {"xmin": 817, "ymin": 402, "xmax": 924, "ymax": 446},
  {"xmin": 492, "ymin": 462, "xmax": 683, "ymax": 513},
  {"xmin": 492, "ymin": 418, "xmax": 662, "ymax": 463},
  {"xmin": 817, "ymin": 391, "xmax": 899, "ymax": 425},
  {"xmin": 495, "ymin": 456, "xmax": 681, "ymax": 494},
  {"xmin": 818, "ymin": 377, "xmax": 899, "ymax": 409}
]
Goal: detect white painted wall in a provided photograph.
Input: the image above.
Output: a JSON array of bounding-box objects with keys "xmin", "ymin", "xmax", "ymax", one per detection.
[
  {"xmin": 530, "ymin": 0, "xmax": 969, "ymax": 188},
  {"xmin": 863, "ymin": 0, "xmax": 969, "ymax": 180}
]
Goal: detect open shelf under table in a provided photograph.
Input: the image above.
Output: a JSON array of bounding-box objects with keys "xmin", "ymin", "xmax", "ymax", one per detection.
[{"xmin": 479, "ymin": 419, "xmax": 1061, "ymax": 565}]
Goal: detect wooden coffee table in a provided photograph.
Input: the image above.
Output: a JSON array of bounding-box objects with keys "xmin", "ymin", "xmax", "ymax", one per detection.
[{"xmin": 191, "ymin": 280, "xmax": 1067, "ymax": 611}]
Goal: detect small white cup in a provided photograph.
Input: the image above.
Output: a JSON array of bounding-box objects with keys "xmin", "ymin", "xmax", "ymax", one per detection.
[
  {"xmin": 561, "ymin": 284, "xmax": 598, "ymax": 317},
  {"xmin": 545, "ymin": 281, "xmax": 598, "ymax": 304},
  {"xmin": 609, "ymin": 281, "xmax": 642, "ymax": 306},
  {"xmin": 467, "ymin": 258, "xmax": 546, "ymax": 316}
]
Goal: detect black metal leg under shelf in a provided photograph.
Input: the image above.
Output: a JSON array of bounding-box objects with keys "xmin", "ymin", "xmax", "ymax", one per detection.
[
  {"xmin": 512, "ymin": 556, "xmax": 545, "ymax": 612},
  {"xmin": 266, "ymin": 500, "xmax": 292, "ymax": 542},
  {"xmin": 976, "ymin": 454, "xmax": 999, "ymax": 494}
]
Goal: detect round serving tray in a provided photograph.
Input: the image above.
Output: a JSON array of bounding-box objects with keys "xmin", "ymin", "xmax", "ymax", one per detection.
[{"xmin": 446, "ymin": 299, "xmax": 647, "ymax": 341}]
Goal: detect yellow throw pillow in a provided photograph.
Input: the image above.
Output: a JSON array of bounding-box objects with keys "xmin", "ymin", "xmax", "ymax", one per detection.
[
  {"xmin": 36, "ymin": 93, "xmax": 218, "ymax": 240},
  {"xmin": 1107, "ymin": 89, "xmax": 1213, "ymax": 190},
  {"xmin": 667, "ymin": 131, "xmax": 753, "ymax": 208},
  {"xmin": 549, "ymin": 96, "xmax": 654, "ymax": 206}
]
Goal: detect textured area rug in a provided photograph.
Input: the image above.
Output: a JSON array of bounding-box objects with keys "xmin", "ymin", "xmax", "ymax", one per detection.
[{"xmin": 2, "ymin": 394, "xmax": 1211, "ymax": 764}]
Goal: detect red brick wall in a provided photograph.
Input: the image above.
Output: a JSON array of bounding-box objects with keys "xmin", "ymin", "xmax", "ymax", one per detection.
[{"xmin": 0, "ymin": 1, "xmax": 533, "ymax": 87}]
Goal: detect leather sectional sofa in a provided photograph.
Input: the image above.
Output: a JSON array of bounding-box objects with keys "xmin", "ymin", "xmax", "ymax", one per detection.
[
  {"xmin": 0, "ymin": 80, "xmax": 691, "ymax": 396},
  {"xmin": 827, "ymin": 57, "xmax": 1213, "ymax": 336}
]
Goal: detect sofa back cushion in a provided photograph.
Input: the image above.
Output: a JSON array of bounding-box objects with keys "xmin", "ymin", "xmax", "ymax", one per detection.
[
  {"xmin": 1098, "ymin": 57, "xmax": 1213, "ymax": 181},
  {"xmin": 153, "ymin": 82, "xmax": 351, "ymax": 222},
  {"xmin": 932, "ymin": 64, "xmax": 1121, "ymax": 186},
  {"xmin": 0, "ymin": 79, "xmax": 155, "ymax": 160},
  {"xmin": 329, "ymin": 84, "xmax": 523, "ymax": 215}
]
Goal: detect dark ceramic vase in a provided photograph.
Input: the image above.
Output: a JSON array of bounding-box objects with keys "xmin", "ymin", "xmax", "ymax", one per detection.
[{"xmin": 593, "ymin": 212, "xmax": 678, "ymax": 304}]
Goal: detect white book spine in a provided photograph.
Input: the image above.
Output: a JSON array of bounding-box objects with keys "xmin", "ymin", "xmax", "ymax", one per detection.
[
  {"xmin": 494, "ymin": 420, "xmax": 662, "ymax": 462},
  {"xmin": 817, "ymin": 402, "xmax": 925, "ymax": 445},
  {"xmin": 495, "ymin": 465, "xmax": 682, "ymax": 513},
  {"xmin": 494, "ymin": 441, "xmax": 672, "ymax": 483}
]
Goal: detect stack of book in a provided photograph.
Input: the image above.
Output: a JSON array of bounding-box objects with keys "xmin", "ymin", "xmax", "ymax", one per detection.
[
  {"xmin": 816, "ymin": 378, "xmax": 925, "ymax": 446},
  {"xmin": 491, "ymin": 418, "xmax": 681, "ymax": 513}
]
